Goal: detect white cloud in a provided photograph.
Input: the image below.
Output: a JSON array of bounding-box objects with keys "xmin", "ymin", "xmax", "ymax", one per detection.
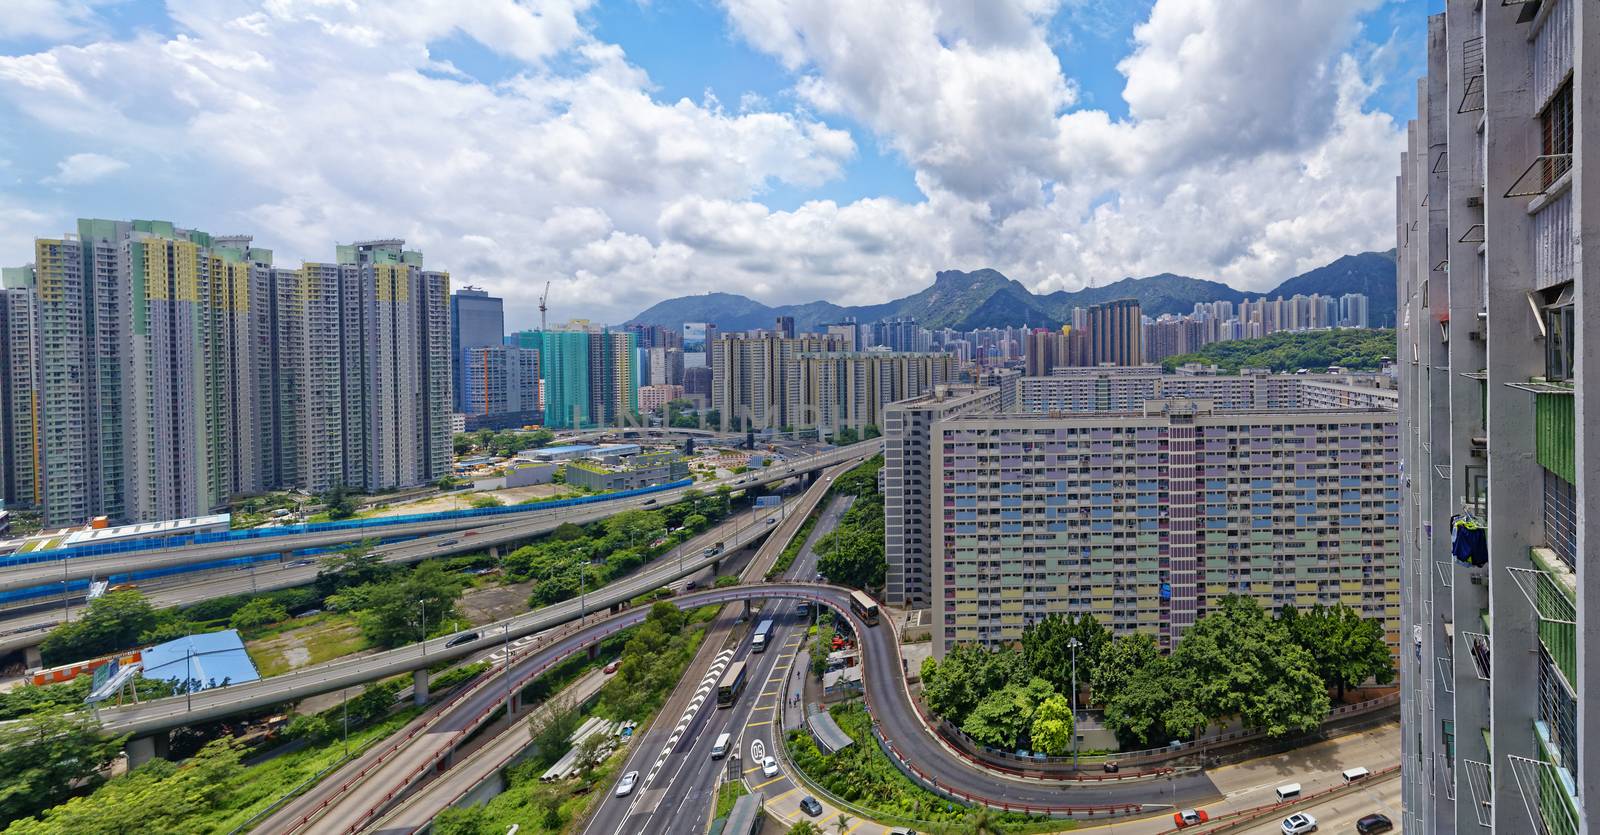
[
  {"xmin": 0, "ymin": 0, "xmax": 116, "ymax": 42},
  {"xmin": 43, "ymin": 152, "xmax": 127, "ymax": 185},
  {"xmin": 0, "ymin": 0, "xmax": 1405, "ymax": 324}
]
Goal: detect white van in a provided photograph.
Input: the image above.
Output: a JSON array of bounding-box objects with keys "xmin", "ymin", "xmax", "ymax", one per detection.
[
  {"xmin": 1342, "ymin": 766, "xmax": 1371, "ymax": 783},
  {"xmin": 1275, "ymin": 783, "xmax": 1303, "ymax": 801},
  {"xmin": 711, "ymin": 732, "xmax": 732, "ymax": 759}
]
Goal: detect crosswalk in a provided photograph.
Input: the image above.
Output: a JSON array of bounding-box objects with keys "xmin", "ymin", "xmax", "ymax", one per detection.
[{"xmin": 642, "ymin": 648, "xmax": 736, "ymax": 789}]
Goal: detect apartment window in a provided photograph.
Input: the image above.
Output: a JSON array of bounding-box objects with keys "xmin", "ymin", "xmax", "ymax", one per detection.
[
  {"xmin": 1538, "ymin": 647, "xmax": 1578, "ymax": 772},
  {"xmin": 1541, "ymin": 80, "xmax": 1574, "ymax": 186},
  {"xmin": 1543, "ymin": 284, "xmax": 1576, "ymax": 382},
  {"xmin": 1543, "ymin": 468, "xmax": 1578, "ymax": 571}
]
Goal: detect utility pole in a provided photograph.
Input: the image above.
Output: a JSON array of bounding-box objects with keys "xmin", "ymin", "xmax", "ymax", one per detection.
[{"xmin": 1068, "ymin": 637, "xmax": 1081, "ymax": 771}]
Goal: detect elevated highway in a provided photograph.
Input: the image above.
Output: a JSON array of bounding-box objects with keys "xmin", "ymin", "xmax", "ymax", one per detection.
[
  {"xmin": 0, "ymin": 440, "xmax": 879, "ymax": 597},
  {"xmin": 263, "ymin": 457, "xmax": 860, "ymax": 834}
]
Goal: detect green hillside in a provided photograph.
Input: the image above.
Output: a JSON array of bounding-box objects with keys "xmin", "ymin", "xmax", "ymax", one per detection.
[{"xmin": 1160, "ymin": 329, "xmax": 1397, "ymax": 374}]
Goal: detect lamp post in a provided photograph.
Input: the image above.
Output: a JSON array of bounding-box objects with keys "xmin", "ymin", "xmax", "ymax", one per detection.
[
  {"xmin": 418, "ymin": 599, "xmax": 428, "ymax": 655},
  {"xmin": 1067, "ymin": 637, "xmax": 1081, "ymax": 771},
  {"xmin": 342, "ymin": 688, "xmax": 349, "ymax": 757}
]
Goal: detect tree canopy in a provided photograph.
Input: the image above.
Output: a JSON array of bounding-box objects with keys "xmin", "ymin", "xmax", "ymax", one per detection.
[
  {"xmin": 39, "ymin": 590, "xmax": 159, "ymax": 666},
  {"xmin": 1161, "ymin": 328, "xmax": 1396, "ymax": 374},
  {"xmin": 0, "ymin": 712, "xmax": 125, "ymax": 826},
  {"xmin": 1278, "ymin": 603, "xmax": 1396, "ymax": 700}
]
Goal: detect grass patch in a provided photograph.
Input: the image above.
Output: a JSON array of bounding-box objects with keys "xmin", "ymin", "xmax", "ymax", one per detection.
[
  {"xmin": 785, "ymin": 702, "xmax": 1071, "ymax": 833},
  {"xmin": 714, "ymin": 780, "xmax": 748, "ymax": 819},
  {"xmin": 247, "ymin": 616, "xmax": 368, "ymax": 678}
]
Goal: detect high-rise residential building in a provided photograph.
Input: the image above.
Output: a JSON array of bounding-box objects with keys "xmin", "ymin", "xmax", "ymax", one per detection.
[
  {"xmin": 0, "ymin": 267, "xmax": 41, "ymax": 511},
  {"xmin": 646, "ymin": 345, "xmax": 684, "ymax": 387},
  {"xmin": 1396, "ymin": 4, "xmax": 1589, "ymax": 834},
  {"xmin": 709, "ymin": 333, "xmax": 846, "ymax": 431},
  {"xmin": 513, "ymin": 326, "xmax": 637, "ymax": 429},
  {"xmin": 459, "ymin": 345, "xmax": 540, "ymax": 428},
  {"xmin": 450, "ymin": 287, "xmax": 505, "ymax": 413},
  {"xmin": 926, "ymin": 400, "xmax": 1399, "ymax": 655},
  {"xmin": 1339, "ymin": 293, "xmax": 1370, "ymax": 329},
  {"xmin": 0, "ymin": 222, "xmax": 454, "ymax": 523},
  {"xmin": 1087, "ymin": 298, "xmax": 1143, "ymax": 366},
  {"xmin": 871, "ymin": 318, "xmax": 924, "ymax": 352},
  {"xmin": 682, "ymin": 322, "xmax": 711, "ymax": 369},
  {"xmin": 882, "ymin": 385, "xmax": 1002, "ymax": 607},
  {"xmin": 826, "ymin": 322, "xmax": 860, "ymax": 352},
  {"xmin": 792, "ymin": 351, "xmax": 959, "ymax": 434},
  {"xmin": 774, "ymin": 315, "xmax": 796, "ymax": 339},
  {"xmin": 682, "ymin": 365, "xmax": 712, "ymax": 403}
]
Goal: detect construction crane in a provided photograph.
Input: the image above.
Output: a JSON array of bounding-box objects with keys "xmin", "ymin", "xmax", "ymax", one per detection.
[{"xmin": 539, "ymin": 281, "xmax": 550, "ymax": 331}]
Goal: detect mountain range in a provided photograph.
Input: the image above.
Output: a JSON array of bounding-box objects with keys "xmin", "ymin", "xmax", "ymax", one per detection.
[{"xmin": 626, "ymin": 250, "xmax": 1397, "ymax": 333}]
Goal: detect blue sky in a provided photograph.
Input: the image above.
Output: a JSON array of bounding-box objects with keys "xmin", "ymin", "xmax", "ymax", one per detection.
[{"xmin": 0, "ymin": 0, "xmax": 1439, "ymax": 326}]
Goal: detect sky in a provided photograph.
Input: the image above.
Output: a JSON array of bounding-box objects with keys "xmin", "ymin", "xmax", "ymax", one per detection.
[{"xmin": 0, "ymin": 0, "xmax": 1437, "ymax": 329}]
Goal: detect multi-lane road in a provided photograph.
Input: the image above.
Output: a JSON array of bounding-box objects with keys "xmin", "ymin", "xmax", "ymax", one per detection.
[
  {"xmin": 0, "ymin": 440, "xmax": 878, "ymax": 597},
  {"xmin": 81, "ymin": 495, "xmax": 818, "ymax": 739},
  {"xmin": 581, "ymin": 494, "xmax": 851, "ymax": 835},
  {"xmin": 0, "ymin": 442, "xmax": 880, "ymax": 659},
  {"xmin": 253, "ymin": 458, "xmax": 859, "ymax": 833}
]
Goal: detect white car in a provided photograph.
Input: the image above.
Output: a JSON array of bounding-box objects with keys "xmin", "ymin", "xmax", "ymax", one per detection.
[
  {"xmin": 761, "ymin": 756, "xmax": 779, "ymax": 778},
  {"xmin": 1282, "ymin": 812, "xmax": 1318, "ymax": 834},
  {"xmin": 615, "ymin": 770, "xmax": 639, "ymax": 797}
]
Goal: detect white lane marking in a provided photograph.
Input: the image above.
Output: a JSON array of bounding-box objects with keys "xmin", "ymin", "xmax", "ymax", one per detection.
[{"xmin": 641, "ymin": 649, "xmax": 735, "ymax": 789}]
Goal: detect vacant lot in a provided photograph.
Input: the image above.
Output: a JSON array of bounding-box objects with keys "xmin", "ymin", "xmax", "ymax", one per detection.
[{"xmin": 247, "ymin": 615, "xmax": 370, "ymax": 678}]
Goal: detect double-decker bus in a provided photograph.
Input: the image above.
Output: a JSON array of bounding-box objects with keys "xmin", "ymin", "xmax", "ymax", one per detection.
[
  {"xmin": 716, "ymin": 659, "xmax": 748, "ymax": 707},
  {"xmin": 849, "ymin": 590, "xmax": 879, "ymax": 626}
]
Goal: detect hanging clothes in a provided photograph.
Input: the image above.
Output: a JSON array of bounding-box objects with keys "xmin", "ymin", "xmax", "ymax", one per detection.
[{"xmin": 1451, "ymin": 514, "xmax": 1487, "ymax": 567}]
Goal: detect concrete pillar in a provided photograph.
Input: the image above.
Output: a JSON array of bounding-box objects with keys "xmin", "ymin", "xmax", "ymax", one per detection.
[
  {"xmin": 586, "ymin": 644, "xmax": 599, "ymax": 660},
  {"xmin": 742, "ymin": 600, "xmax": 751, "ymax": 619},
  {"xmin": 23, "ymin": 645, "xmax": 42, "ymax": 670},
  {"xmin": 488, "ymin": 545, "xmax": 501, "ymax": 560},
  {"xmin": 413, "ymin": 668, "xmax": 429, "ymax": 706},
  {"xmin": 126, "ymin": 732, "xmax": 168, "ymax": 769}
]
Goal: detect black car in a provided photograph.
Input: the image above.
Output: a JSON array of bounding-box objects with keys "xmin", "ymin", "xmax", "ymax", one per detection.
[
  {"xmin": 799, "ymin": 796, "xmax": 823, "ymax": 817},
  {"xmin": 1356, "ymin": 814, "xmax": 1393, "ymax": 834},
  {"xmin": 444, "ymin": 632, "xmax": 480, "ymax": 648},
  {"xmin": 1102, "ymin": 761, "xmax": 1120, "ymax": 773}
]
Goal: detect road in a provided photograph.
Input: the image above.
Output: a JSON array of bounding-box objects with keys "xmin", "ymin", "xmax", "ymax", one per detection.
[
  {"xmin": 0, "ymin": 442, "xmax": 880, "ymax": 658},
  {"xmin": 0, "ymin": 440, "xmax": 879, "ymax": 596},
  {"xmin": 79, "ymin": 493, "xmax": 819, "ymax": 739},
  {"xmin": 582, "ymin": 493, "xmax": 850, "ymax": 835},
  {"xmin": 1227, "ymin": 771, "xmax": 1400, "ymax": 834},
  {"xmin": 260, "ymin": 458, "xmax": 860, "ymax": 834}
]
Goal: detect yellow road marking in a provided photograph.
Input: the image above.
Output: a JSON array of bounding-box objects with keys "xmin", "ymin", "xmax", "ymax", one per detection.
[
  {"xmin": 749, "ymin": 704, "xmax": 775, "ymax": 711},
  {"xmin": 750, "ymin": 774, "xmax": 787, "ymax": 790},
  {"xmin": 746, "ymin": 719, "xmax": 773, "ymax": 727},
  {"xmin": 761, "ymin": 689, "xmax": 779, "ymax": 697}
]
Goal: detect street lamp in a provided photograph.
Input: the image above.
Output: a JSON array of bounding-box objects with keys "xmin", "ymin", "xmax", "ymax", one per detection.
[{"xmin": 1067, "ymin": 637, "xmax": 1081, "ymax": 771}]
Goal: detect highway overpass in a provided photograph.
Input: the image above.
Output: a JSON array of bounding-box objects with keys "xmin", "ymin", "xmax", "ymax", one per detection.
[
  {"xmin": 0, "ymin": 440, "xmax": 880, "ymax": 597},
  {"xmin": 258, "ymin": 456, "xmax": 860, "ymax": 834},
  {"xmin": 0, "ymin": 443, "xmax": 877, "ymax": 659}
]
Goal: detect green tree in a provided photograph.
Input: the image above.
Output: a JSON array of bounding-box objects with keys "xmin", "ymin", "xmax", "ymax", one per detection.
[
  {"xmin": 228, "ymin": 597, "xmax": 289, "ymax": 631},
  {"xmin": 815, "ymin": 526, "xmax": 885, "ymax": 591},
  {"xmin": 451, "ymin": 433, "xmax": 473, "ymax": 455},
  {"xmin": 40, "ymin": 590, "xmax": 159, "ymax": 665},
  {"xmin": 1279, "ymin": 604, "xmax": 1397, "ymax": 700},
  {"xmin": 315, "ymin": 540, "xmax": 389, "ymax": 595},
  {"xmin": 1089, "ymin": 631, "xmax": 1162, "ymax": 703},
  {"xmin": 834, "ymin": 426, "xmax": 859, "ymax": 445},
  {"xmin": 788, "ymin": 822, "xmax": 822, "ymax": 835},
  {"xmin": 356, "ymin": 561, "xmax": 468, "ymax": 648},
  {"xmin": 0, "ymin": 712, "xmax": 125, "ymax": 825},
  {"xmin": 682, "ymin": 513, "xmax": 709, "ymax": 532},
  {"xmin": 1100, "ymin": 657, "xmax": 1180, "ymax": 747},
  {"xmin": 1029, "ymin": 693, "xmax": 1075, "ymax": 756},
  {"xmin": 920, "ymin": 644, "xmax": 1025, "ymax": 726},
  {"xmin": 469, "ymin": 494, "xmax": 504, "ymax": 508},
  {"xmin": 320, "ymin": 485, "xmax": 359, "ymax": 519},
  {"xmin": 1020, "ymin": 613, "xmax": 1109, "ymax": 696},
  {"xmin": 832, "ymin": 813, "xmax": 852, "ymax": 835},
  {"xmin": 431, "ymin": 805, "xmax": 490, "ymax": 835},
  {"xmin": 959, "ymin": 677, "xmax": 1055, "ymax": 750},
  {"xmin": 1171, "ymin": 595, "xmax": 1330, "ymax": 737}
]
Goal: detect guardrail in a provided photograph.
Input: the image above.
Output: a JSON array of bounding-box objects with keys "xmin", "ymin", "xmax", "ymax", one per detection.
[
  {"xmin": 934, "ymin": 693, "xmax": 1402, "ymax": 773},
  {"xmin": 0, "ymin": 480, "xmax": 695, "ymax": 568},
  {"xmin": 286, "ymin": 616, "xmax": 621, "ymax": 834},
  {"xmin": 1162, "ymin": 764, "xmax": 1401, "ymax": 835}
]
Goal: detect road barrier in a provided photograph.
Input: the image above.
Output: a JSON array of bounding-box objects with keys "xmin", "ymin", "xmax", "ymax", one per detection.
[
  {"xmin": 1154, "ymin": 764, "xmax": 1401, "ymax": 835},
  {"xmin": 934, "ymin": 693, "xmax": 1401, "ymax": 775}
]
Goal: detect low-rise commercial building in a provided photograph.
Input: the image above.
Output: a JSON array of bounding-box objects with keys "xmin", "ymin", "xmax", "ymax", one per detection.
[{"xmin": 563, "ymin": 450, "xmax": 689, "ymax": 492}]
